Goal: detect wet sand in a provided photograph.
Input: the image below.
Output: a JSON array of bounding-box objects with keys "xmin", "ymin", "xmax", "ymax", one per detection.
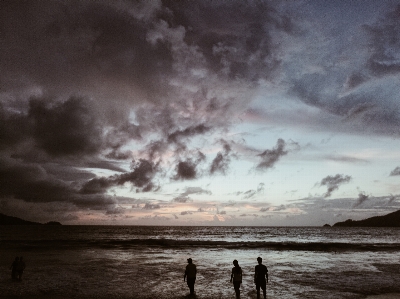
[{"xmin": 366, "ymin": 294, "xmax": 400, "ymax": 299}]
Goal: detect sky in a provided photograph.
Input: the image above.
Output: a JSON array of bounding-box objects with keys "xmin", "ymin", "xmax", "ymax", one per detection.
[{"xmin": 1, "ymin": 0, "xmax": 400, "ymax": 226}]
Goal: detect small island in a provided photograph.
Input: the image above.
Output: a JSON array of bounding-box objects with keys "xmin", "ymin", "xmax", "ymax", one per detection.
[
  {"xmin": 0, "ymin": 213, "xmax": 62, "ymax": 225},
  {"xmin": 45, "ymin": 221, "xmax": 62, "ymax": 225},
  {"xmin": 333, "ymin": 210, "xmax": 400, "ymax": 227}
]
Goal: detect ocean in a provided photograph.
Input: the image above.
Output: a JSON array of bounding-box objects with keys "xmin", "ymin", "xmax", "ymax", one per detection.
[{"xmin": 1, "ymin": 226, "xmax": 400, "ymax": 299}]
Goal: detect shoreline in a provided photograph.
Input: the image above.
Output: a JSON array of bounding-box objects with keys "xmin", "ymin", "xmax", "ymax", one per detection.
[{"xmin": 366, "ymin": 294, "xmax": 400, "ymax": 299}]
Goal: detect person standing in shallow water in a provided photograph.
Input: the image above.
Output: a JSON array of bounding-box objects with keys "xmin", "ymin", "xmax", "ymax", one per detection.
[
  {"xmin": 254, "ymin": 257, "xmax": 268, "ymax": 299},
  {"xmin": 230, "ymin": 259, "xmax": 242, "ymax": 298},
  {"xmin": 10, "ymin": 257, "xmax": 19, "ymax": 280},
  {"xmin": 16, "ymin": 256, "xmax": 26, "ymax": 281},
  {"xmin": 184, "ymin": 258, "xmax": 197, "ymax": 296}
]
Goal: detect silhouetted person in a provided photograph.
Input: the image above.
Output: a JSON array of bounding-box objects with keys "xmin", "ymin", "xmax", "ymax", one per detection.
[
  {"xmin": 16, "ymin": 256, "xmax": 26, "ymax": 281},
  {"xmin": 184, "ymin": 258, "xmax": 197, "ymax": 296},
  {"xmin": 230, "ymin": 259, "xmax": 242, "ymax": 298},
  {"xmin": 254, "ymin": 257, "xmax": 268, "ymax": 299},
  {"xmin": 10, "ymin": 257, "xmax": 19, "ymax": 280}
]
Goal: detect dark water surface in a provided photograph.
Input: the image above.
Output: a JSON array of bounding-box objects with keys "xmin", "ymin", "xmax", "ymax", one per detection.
[{"xmin": 1, "ymin": 226, "xmax": 400, "ymax": 298}]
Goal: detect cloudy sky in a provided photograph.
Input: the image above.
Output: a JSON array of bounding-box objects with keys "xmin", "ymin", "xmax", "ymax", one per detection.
[{"xmin": 1, "ymin": 0, "xmax": 400, "ymax": 225}]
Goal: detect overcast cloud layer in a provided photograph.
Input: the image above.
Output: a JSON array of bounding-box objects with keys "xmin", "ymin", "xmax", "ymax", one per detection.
[{"xmin": 1, "ymin": 0, "xmax": 400, "ymax": 225}]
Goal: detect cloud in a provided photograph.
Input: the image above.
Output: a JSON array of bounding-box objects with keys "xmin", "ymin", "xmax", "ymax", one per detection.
[
  {"xmin": 143, "ymin": 203, "xmax": 161, "ymax": 210},
  {"xmin": 235, "ymin": 183, "xmax": 265, "ymax": 200},
  {"xmin": 167, "ymin": 124, "xmax": 211, "ymax": 145},
  {"xmin": 0, "ymin": 96, "xmax": 104, "ymax": 157},
  {"xmin": 256, "ymin": 139, "xmax": 288, "ymax": 170},
  {"xmin": 271, "ymin": 204, "xmax": 287, "ymax": 212},
  {"xmin": 173, "ymin": 195, "xmax": 191, "ymax": 203},
  {"xmin": 1, "ymin": 1, "xmax": 399, "ymax": 225},
  {"xmin": 320, "ymin": 174, "xmax": 352, "ymax": 198},
  {"xmin": 0, "ymin": 158, "xmax": 77, "ymax": 203},
  {"xmin": 81, "ymin": 159, "xmax": 158, "ymax": 194},
  {"xmin": 285, "ymin": 4, "xmax": 400, "ymax": 137},
  {"xmin": 28, "ymin": 97, "xmax": 103, "ymax": 156},
  {"xmin": 163, "ymin": 0, "xmax": 293, "ymax": 81},
  {"xmin": 364, "ymin": 5, "xmax": 400, "ymax": 76},
  {"xmin": 390, "ymin": 166, "xmax": 400, "ymax": 176},
  {"xmin": 173, "ymin": 186, "xmax": 211, "ymax": 202},
  {"xmin": 173, "ymin": 160, "xmax": 197, "ymax": 180},
  {"xmin": 388, "ymin": 194, "xmax": 398, "ymax": 203},
  {"xmin": 353, "ymin": 192, "xmax": 370, "ymax": 207},
  {"xmin": 105, "ymin": 205, "xmax": 125, "ymax": 215},
  {"xmin": 325, "ymin": 155, "xmax": 368, "ymax": 164},
  {"xmin": 210, "ymin": 140, "xmax": 234, "ymax": 175}
]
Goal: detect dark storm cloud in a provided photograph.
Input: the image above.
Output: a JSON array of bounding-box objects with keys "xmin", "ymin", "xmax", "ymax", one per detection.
[
  {"xmin": 0, "ymin": 102, "xmax": 29, "ymax": 148},
  {"xmin": 389, "ymin": 166, "xmax": 400, "ymax": 176},
  {"xmin": 28, "ymin": 97, "xmax": 103, "ymax": 156},
  {"xmin": 0, "ymin": 0, "xmax": 172, "ymax": 98},
  {"xmin": 172, "ymin": 151, "xmax": 206, "ymax": 181},
  {"xmin": 0, "ymin": 157, "xmax": 118, "ymax": 210},
  {"xmin": 256, "ymin": 139, "xmax": 287, "ymax": 170},
  {"xmin": 0, "ymin": 158, "xmax": 75, "ymax": 202},
  {"xmin": 162, "ymin": 0, "xmax": 293, "ymax": 81},
  {"xmin": 81, "ymin": 159, "xmax": 158, "ymax": 194},
  {"xmin": 320, "ymin": 174, "xmax": 352, "ymax": 198},
  {"xmin": 1, "ymin": 0, "xmax": 295, "ymax": 169},
  {"xmin": 0, "ymin": 96, "xmax": 103, "ymax": 156},
  {"xmin": 173, "ymin": 160, "xmax": 197, "ymax": 180},
  {"xmin": 44, "ymin": 164, "xmax": 96, "ymax": 182}
]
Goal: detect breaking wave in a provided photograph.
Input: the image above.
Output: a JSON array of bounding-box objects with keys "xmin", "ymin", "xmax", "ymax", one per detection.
[{"xmin": 5, "ymin": 238, "xmax": 400, "ymax": 252}]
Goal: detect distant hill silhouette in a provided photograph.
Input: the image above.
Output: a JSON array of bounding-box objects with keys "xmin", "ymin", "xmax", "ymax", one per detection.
[
  {"xmin": 333, "ymin": 210, "xmax": 400, "ymax": 227},
  {"xmin": 45, "ymin": 221, "xmax": 62, "ymax": 225},
  {"xmin": 0, "ymin": 213, "xmax": 61, "ymax": 225}
]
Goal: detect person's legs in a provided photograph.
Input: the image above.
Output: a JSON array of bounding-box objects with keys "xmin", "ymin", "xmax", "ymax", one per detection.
[
  {"xmin": 233, "ymin": 282, "xmax": 241, "ymax": 298},
  {"xmin": 261, "ymin": 283, "xmax": 266, "ymax": 299},
  {"xmin": 187, "ymin": 277, "xmax": 195, "ymax": 295},
  {"xmin": 256, "ymin": 283, "xmax": 260, "ymax": 299}
]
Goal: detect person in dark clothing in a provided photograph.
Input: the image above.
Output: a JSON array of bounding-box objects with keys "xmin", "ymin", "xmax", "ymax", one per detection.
[
  {"xmin": 254, "ymin": 257, "xmax": 268, "ymax": 299},
  {"xmin": 16, "ymin": 256, "xmax": 26, "ymax": 281},
  {"xmin": 184, "ymin": 258, "xmax": 197, "ymax": 296},
  {"xmin": 230, "ymin": 259, "xmax": 242, "ymax": 298},
  {"xmin": 10, "ymin": 257, "xmax": 19, "ymax": 280}
]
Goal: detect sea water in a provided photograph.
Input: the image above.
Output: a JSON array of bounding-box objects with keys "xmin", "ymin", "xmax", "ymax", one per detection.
[{"xmin": 1, "ymin": 226, "xmax": 400, "ymax": 298}]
